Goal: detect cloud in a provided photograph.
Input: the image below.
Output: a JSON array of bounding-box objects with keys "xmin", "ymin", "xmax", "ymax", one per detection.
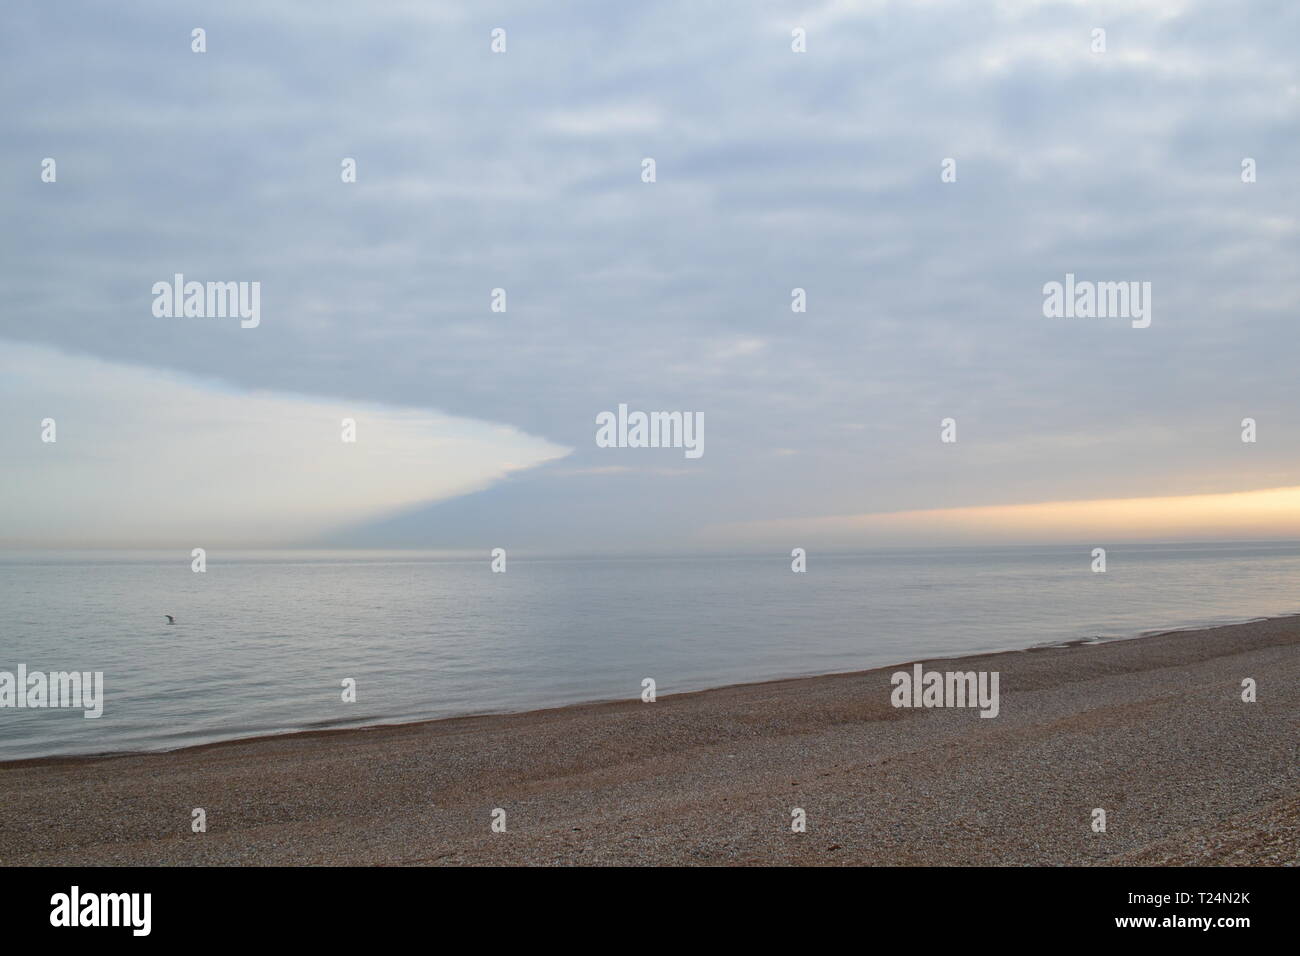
[
  {"xmin": 542, "ymin": 104, "xmax": 664, "ymax": 135},
  {"xmin": 0, "ymin": 342, "xmax": 569, "ymax": 547},
  {"xmin": 702, "ymin": 486, "xmax": 1300, "ymax": 549},
  {"xmin": 1, "ymin": 0, "xmax": 1297, "ymax": 548}
]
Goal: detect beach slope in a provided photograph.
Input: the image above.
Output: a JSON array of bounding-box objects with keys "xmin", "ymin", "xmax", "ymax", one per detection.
[{"xmin": 1, "ymin": 617, "xmax": 1297, "ymax": 866}]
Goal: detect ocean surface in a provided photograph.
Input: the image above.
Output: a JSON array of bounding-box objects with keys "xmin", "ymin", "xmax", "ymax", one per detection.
[{"xmin": 3, "ymin": 542, "xmax": 1299, "ymax": 759}]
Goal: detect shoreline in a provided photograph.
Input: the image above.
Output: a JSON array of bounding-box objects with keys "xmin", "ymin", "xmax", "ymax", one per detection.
[
  {"xmin": 8, "ymin": 609, "xmax": 1298, "ymax": 768},
  {"xmin": 2, "ymin": 615, "xmax": 1297, "ymax": 865}
]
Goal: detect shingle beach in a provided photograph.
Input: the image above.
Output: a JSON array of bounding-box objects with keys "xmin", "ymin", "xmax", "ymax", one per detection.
[{"xmin": 2, "ymin": 617, "xmax": 1296, "ymax": 866}]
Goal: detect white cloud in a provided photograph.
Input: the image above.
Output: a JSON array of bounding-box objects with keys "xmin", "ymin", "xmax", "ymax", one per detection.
[
  {"xmin": 0, "ymin": 342, "xmax": 570, "ymax": 547},
  {"xmin": 543, "ymin": 105, "xmax": 664, "ymax": 136}
]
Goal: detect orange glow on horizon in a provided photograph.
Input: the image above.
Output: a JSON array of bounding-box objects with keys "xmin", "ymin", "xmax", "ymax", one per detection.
[{"xmin": 713, "ymin": 486, "xmax": 1300, "ymax": 546}]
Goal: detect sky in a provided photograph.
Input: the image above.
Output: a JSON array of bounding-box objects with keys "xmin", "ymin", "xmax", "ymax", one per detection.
[{"xmin": 2, "ymin": 0, "xmax": 1299, "ymax": 551}]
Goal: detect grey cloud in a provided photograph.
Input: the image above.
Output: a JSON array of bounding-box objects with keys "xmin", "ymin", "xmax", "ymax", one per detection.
[{"xmin": 2, "ymin": 0, "xmax": 1298, "ymax": 547}]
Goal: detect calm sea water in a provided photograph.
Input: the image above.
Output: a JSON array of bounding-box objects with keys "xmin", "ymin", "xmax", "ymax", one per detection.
[{"xmin": 3, "ymin": 542, "xmax": 1299, "ymax": 759}]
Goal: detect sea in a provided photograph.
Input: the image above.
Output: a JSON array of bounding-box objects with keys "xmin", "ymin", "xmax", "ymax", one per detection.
[{"xmin": 3, "ymin": 541, "xmax": 1299, "ymax": 759}]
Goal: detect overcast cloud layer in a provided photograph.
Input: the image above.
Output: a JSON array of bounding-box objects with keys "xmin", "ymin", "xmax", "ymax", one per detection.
[{"xmin": 2, "ymin": 0, "xmax": 1298, "ymax": 550}]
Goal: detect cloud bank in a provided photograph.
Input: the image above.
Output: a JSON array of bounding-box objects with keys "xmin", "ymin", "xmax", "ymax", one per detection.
[
  {"xmin": 1, "ymin": 1, "xmax": 1297, "ymax": 549},
  {"xmin": 0, "ymin": 342, "xmax": 569, "ymax": 546}
]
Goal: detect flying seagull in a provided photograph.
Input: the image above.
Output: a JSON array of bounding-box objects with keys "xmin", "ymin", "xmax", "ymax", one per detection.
[{"xmin": 164, "ymin": 615, "xmax": 175, "ymax": 625}]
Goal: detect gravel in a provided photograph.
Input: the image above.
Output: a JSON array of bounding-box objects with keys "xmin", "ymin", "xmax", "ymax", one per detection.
[{"xmin": 1, "ymin": 616, "xmax": 1297, "ymax": 866}]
